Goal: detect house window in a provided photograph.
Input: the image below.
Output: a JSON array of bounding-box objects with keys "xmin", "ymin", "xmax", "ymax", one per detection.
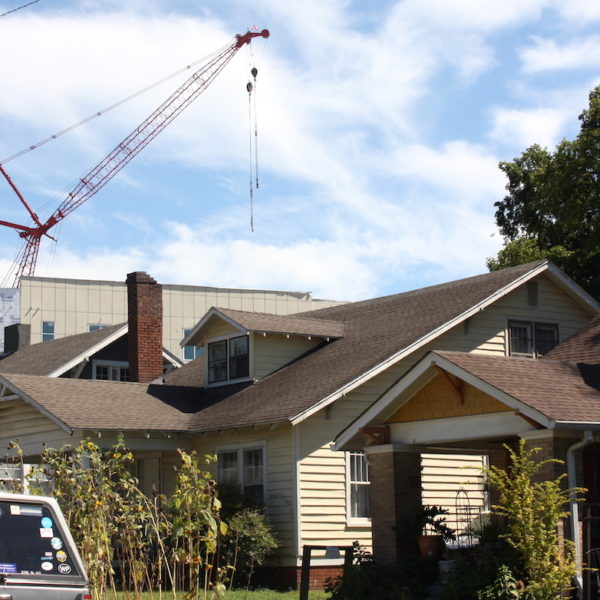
[
  {"xmin": 42, "ymin": 321, "xmax": 54, "ymax": 342},
  {"xmin": 183, "ymin": 328, "xmax": 203, "ymax": 361},
  {"xmin": 217, "ymin": 445, "xmax": 265, "ymax": 504},
  {"xmin": 93, "ymin": 360, "xmax": 130, "ymax": 381},
  {"xmin": 89, "ymin": 324, "xmax": 109, "ymax": 331},
  {"xmin": 508, "ymin": 321, "xmax": 559, "ymax": 357},
  {"xmin": 347, "ymin": 451, "xmax": 370, "ymax": 521},
  {"xmin": 207, "ymin": 335, "xmax": 249, "ymax": 383}
]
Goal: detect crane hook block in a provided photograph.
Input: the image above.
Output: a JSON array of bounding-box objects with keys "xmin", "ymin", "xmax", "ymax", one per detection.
[
  {"xmin": 251, "ymin": 67, "xmax": 258, "ymax": 79},
  {"xmin": 247, "ymin": 81, "xmax": 253, "ymax": 93},
  {"xmin": 235, "ymin": 28, "xmax": 270, "ymax": 48}
]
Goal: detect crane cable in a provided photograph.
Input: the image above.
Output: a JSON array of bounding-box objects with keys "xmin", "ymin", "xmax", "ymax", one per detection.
[
  {"xmin": 0, "ymin": 41, "xmax": 231, "ymax": 165},
  {"xmin": 0, "ymin": 0, "xmax": 39, "ymax": 19},
  {"xmin": 246, "ymin": 39, "xmax": 262, "ymax": 232}
]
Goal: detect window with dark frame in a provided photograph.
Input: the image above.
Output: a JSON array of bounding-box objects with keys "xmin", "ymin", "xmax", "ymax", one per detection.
[
  {"xmin": 207, "ymin": 335, "xmax": 249, "ymax": 383},
  {"xmin": 508, "ymin": 320, "xmax": 559, "ymax": 357},
  {"xmin": 42, "ymin": 320, "xmax": 54, "ymax": 342}
]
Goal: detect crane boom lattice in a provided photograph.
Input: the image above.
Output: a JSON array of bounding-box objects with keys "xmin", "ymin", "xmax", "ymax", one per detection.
[{"xmin": 1, "ymin": 29, "xmax": 269, "ymax": 287}]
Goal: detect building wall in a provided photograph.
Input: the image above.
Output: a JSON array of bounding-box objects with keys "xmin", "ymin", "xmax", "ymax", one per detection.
[
  {"xmin": 18, "ymin": 276, "xmax": 342, "ymax": 361},
  {"xmin": 193, "ymin": 424, "xmax": 297, "ymax": 563}
]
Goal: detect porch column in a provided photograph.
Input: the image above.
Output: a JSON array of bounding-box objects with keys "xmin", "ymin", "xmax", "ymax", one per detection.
[{"xmin": 366, "ymin": 444, "xmax": 422, "ymax": 563}]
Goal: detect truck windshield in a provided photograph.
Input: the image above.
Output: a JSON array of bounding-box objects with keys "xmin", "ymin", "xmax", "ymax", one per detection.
[{"xmin": 0, "ymin": 500, "xmax": 81, "ymax": 577}]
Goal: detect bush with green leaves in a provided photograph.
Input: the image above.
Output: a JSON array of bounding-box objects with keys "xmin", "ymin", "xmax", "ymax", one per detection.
[{"xmin": 484, "ymin": 440, "xmax": 584, "ymax": 600}]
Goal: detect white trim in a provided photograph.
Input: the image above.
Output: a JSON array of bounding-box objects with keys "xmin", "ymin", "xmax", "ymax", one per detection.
[
  {"xmin": 345, "ymin": 450, "xmax": 371, "ymax": 527},
  {"xmin": 293, "ymin": 424, "xmax": 302, "ymax": 558},
  {"xmin": 389, "ymin": 411, "xmax": 534, "ymax": 445},
  {"xmin": 92, "ymin": 359, "xmax": 129, "ymax": 381},
  {"xmin": 0, "ymin": 375, "xmax": 72, "ymax": 434},
  {"xmin": 47, "ymin": 324, "xmax": 128, "ymax": 377},
  {"xmin": 544, "ymin": 262, "xmax": 600, "ymax": 314},
  {"xmin": 216, "ymin": 440, "xmax": 268, "ymax": 504},
  {"xmin": 334, "ymin": 350, "xmax": 553, "ymax": 451},
  {"xmin": 292, "ymin": 261, "xmax": 566, "ymax": 426},
  {"xmin": 180, "ymin": 308, "xmax": 246, "ymax": 348}
]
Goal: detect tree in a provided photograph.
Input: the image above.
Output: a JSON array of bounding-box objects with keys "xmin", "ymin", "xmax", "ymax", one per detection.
[{"xmin": 489, "ymin": 86, "xmax": 600, "ymax": 299}]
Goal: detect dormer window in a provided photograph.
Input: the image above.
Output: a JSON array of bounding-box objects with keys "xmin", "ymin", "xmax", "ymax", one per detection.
[{"xmin": 208, "ymin": 335, "xmax": 249, "ymax": 383}]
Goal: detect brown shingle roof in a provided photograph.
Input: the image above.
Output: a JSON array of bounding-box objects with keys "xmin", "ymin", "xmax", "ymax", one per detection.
[
  {"xmin": 212, "ymin": 308, "xmax": 345, "ymax": 338},
  {"xmin": 0, "ymin": 323, "xmax": 126, "ymax": 376},
  {"xmin": 0, "ymin": 373, "xmax": 250, "ymax": 432},
  {"xmin": 5, "ymin": 260, "xmax": 585, "ymax": 433},
  {"xmin": 545, "ymin": 315, "xmax": 600, "ymax": 364},
  {"xmin": 437, "ymin": 351, "xmax": 600, "ymax": 423}
]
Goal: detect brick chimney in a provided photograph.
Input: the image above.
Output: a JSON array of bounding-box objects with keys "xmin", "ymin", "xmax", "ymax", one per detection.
[{"xmin": 126, "ymin": 271, "xmax": 163, "ymax": 383}]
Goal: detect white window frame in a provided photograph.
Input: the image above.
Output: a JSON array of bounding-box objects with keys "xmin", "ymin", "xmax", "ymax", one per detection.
[
  {"xmin": 92, "ymin": 359, "xmax": 130, "ymax": 381},
  {"xmin": 0, "ymin": 463, "xmax": 50, "ymax": 495},
  {"xmin": 216, "ymin": 440, "xmax": 267, "ymax": 505},
  {"xmin": 205, "ymin": 334, "xmax": 252, "ymax": 387},
  {"xmin": 346, "ymin": 451, "xmax": 371, "ymax": 527},
  {"xmin": 506, "ymin": 320, "xmax": 559, "ymax": 358}
]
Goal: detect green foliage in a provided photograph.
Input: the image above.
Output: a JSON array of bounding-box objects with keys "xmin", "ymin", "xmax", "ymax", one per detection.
[
  {"xmin": 440, "ymin": 550, "xmax": 512, "ymax": 600},
  {"xmin": 415, "ymin": 505, "xmax": 456, "ymax": 542},
  {"xmin": 490, "ymin": 85, "xmax": 600, "ymax": 297},
  {"xmin": 475, "ymin": 565, "xmax": 522, "ymax": 600},
  {"xmin": 325, "ymin": 546, "xmax": 437, "ymax": 600},
  {"xmin": 223, "ymin": 509, "xmax": 278, "ymax": 589},
  {"xmin": 484, "ymin": 440, "xmax": 583, "ymax": 600},
  {"xmin": 21, "ymin": 439, "xmax": 277, "ymax": 600}
]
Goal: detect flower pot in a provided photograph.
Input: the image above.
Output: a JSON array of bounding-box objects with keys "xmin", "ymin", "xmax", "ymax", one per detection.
[{"xmin": 417, "ymin": 534, "xmax": 444, "ymax": 559}]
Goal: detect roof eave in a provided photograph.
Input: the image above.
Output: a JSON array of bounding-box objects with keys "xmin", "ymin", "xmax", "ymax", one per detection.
[{"xmin": 0, "ymin": 375, "xmax": 73, "ymax": 435}]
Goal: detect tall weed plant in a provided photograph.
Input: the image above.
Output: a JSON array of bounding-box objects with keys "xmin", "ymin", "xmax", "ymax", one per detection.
[{"xmin": 3, "ymin": 438, "xmax": 277, "ymax": 600}]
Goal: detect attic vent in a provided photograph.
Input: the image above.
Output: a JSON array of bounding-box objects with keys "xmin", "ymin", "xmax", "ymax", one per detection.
[{"xmin": 527, "ymin": 281, "xmax": 538, "ymax": 307}]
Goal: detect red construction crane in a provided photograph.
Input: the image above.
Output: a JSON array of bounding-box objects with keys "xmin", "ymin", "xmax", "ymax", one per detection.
[{"xmin": 0, "ymin": 28, "xmax": 269, "ymax": 287}]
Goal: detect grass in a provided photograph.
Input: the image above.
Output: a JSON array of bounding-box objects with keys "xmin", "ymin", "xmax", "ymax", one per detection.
[{"xmin": 110, "ymin": 591, "xmax": 329, "ymax": 599}]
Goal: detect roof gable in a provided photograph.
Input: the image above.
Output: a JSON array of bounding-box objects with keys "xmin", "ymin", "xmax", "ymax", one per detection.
[{"xmin": 181, "ymin": 307, "xmax": 345, "ymax": 347}]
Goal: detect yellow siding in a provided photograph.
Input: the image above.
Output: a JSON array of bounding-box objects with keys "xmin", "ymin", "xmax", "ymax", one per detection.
[
  {"xmin": 388, "ymin": 374, "xmax": 508, "ymax": 423},
  {"xmin": 421, "ymin": 453, "xmax": 488, "ymax": 539},
  {"xmin": 201, "ymin": 318, "xmax": 240, "ymax": 342},
  {"xmin": 0, "ymin": 399, "xmax": 70, "ymax": 455},
  {"xmin": 254, "ymin": 335, "xmax": 321, "ymax": 380},
  {"xmin": 434, "ymin": 274, "xmax": 593, "ymax": 356},
  {"xmin": 193, "ymin": 425, "xmax": 297, "ymax": 562}
]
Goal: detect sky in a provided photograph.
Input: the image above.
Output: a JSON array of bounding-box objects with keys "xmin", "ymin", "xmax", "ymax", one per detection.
[{"xmin": 0, "ymin": 0, "xmax": 598, "ymax": 301}]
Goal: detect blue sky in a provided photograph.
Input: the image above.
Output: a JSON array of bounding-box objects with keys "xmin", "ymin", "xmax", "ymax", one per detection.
[{"xmin": 0, "ymin": 0, "xmax": 599, "ymax": 301}]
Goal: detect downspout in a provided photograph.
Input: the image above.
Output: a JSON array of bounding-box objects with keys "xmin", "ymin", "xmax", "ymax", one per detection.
[{"xmin": 567, "ymin": 430, "xmax": 593, "ymax": 599}]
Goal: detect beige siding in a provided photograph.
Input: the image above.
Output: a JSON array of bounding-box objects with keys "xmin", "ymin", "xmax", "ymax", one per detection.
[
  {"xmin": 18, "ymin": 276, "xmax": 342, "ymax": 360},
  {"xmin": 421, "ymin": 453, "xmax": 488, "ymax": 542},
  {"xmin": 253, "ymin": 335, "xmax": 321, "ymax": 381},
  {"xmin": 193, "ymin": 425, "xmax": 297, "ymax": 562},
  {"xmin": 434, "ymin": 274, "xmax": 593, "ymax": 356},
  {"xmin": 0, "ymin": 399, "xmax": 70, "ymax": 455}
]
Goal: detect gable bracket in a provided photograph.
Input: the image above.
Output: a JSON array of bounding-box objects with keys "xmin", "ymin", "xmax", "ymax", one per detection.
[
  {"xmin": 433, "ymin": 363, "xmax": 464, "ymax": 404},
  {"xmin": 359, "ymin": 426, "xmax": 390, "ymax": 445}
]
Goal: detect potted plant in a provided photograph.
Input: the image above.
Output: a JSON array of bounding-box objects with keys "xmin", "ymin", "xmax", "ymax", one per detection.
[{"xmin": 415, "ymin": 505, "xmax": 456, "ymax": 559}]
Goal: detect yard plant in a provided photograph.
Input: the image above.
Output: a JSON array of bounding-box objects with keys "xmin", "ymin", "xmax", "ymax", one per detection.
[{"xmin": 5, "ymin": 438, "xmax": 277, "ymax": 600}]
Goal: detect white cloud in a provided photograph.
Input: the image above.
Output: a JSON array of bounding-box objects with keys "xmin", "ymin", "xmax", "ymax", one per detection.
[
  {"xmin": 489, "ymin": 107, "xmax": 570, "ymax": 149},
  {"xmin": 520, "ymin": 36, "xmax": 600, "ymax": 73}
]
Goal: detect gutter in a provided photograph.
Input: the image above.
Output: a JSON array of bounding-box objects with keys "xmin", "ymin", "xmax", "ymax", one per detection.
[{"xmin": 567, "ymin": 430, "xmax": 594, "ymax": 599}]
